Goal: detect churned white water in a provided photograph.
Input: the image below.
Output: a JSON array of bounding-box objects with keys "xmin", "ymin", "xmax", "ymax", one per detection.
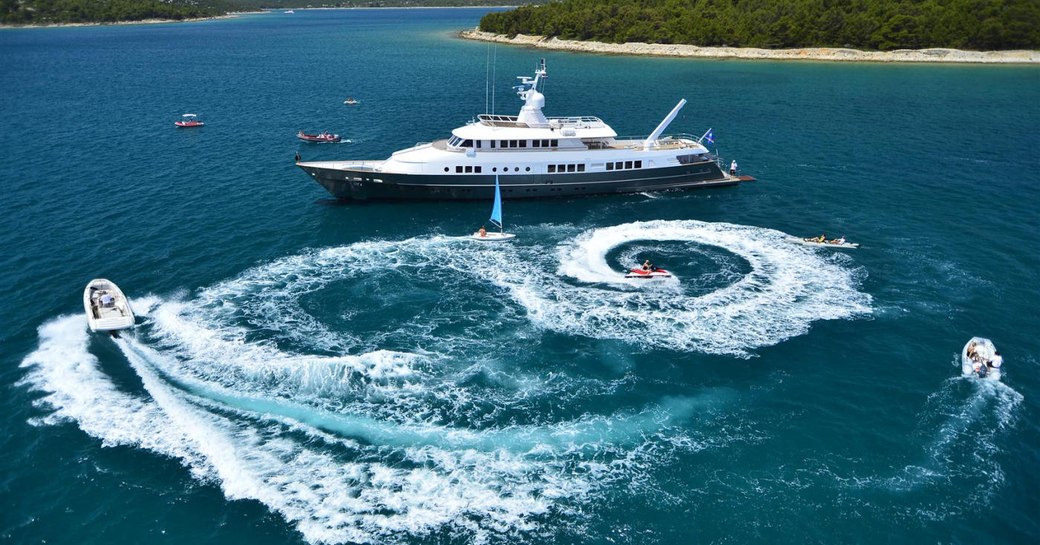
[{"xmin": 19, "ymin": 221, "xmax": 875, "ymax": 543}]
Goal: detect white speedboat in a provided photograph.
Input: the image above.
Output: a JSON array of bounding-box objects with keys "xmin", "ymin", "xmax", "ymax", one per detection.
[
  {"xmin": 962, "ymin": 337, "xmax": 1002, "ymax": 380},
  {"xmin": 792, "ymin": 237, "xmax": 859, "ymax": 249},
  {"xmin": 83, "ymin": 279, "xmax": 136, "ymax": 333},
  {"xmin": 299, "ymin": 59, "xmax": 751, "ymax": 201}
]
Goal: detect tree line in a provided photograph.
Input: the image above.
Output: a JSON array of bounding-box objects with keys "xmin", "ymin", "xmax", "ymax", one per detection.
[
  {"xmin": 479, "ymin": 0, "xmax": 1040, "ymax": 51},
  {"xmin": 1, "ymin": 0, "xmax": 540, "ymax": 26},
  {"xmin": 0, "ymin": 0, "xmax": 233, "ymax": 24}
]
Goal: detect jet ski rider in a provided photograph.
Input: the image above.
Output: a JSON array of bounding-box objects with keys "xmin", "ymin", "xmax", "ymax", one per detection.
[{"xmin": 642, "ymin": 259, "xmax": 658, "ymax": 272}]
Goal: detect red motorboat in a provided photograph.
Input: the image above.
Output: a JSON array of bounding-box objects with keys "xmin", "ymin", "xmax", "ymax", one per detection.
[
  {"xmin": 174, "ymin": 113, "xmax": 204, "ymax": 128},
  {"xmin": 297, "ymin": 130, "xmax": 342, "ymax": 143},
  {"xmin": 624, "ymin": 267, "xmax": 672, "ymax": 279}
]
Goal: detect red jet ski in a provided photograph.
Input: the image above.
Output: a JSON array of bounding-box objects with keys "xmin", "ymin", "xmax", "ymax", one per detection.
[
  {"xmin": 625, "ymin": 267, "xmax": 672, "ymax": 279},
  {"xmin": 297, "ymin": 130, "xmax": 342, "ymax": 143}
]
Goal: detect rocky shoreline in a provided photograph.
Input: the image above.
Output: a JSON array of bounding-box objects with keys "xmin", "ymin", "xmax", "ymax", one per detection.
[{"xmin": 460, "ymin": 29, "xmax": 1040, "ymax": 64}]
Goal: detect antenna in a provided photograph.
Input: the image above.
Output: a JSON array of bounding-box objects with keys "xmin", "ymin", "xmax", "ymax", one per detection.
[
  {"xmin": 485, "ymin": 43, "xmax": 490, "ymax": 114},
  {"xmin": 491, "ymin": 44, "xmax": 497, "ymax": 114}
]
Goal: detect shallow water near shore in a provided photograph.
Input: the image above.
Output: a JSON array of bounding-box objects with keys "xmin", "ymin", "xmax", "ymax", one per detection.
[{"xmin": 1, "ymin": 8, "xmax": 1039, "ymax": 545}]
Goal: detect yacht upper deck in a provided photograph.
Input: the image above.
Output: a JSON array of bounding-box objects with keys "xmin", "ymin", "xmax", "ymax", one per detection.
[{"xmin": 477, "ymin": 114, "xmax": 608, "ymax": 130}]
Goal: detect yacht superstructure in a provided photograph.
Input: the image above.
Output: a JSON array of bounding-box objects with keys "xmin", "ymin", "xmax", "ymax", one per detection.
[{"xmin": 297, "ymin": 60, "xmax": 749, "ymax": 200}]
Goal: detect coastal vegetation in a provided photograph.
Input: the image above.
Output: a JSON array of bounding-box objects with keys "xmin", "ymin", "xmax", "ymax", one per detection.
[
  {"xmin": 479, "ymin": 0, "xmax": 1040, "ymax": 51},
  {"xmin": 0, "ymin": 0, "xmax": 231, "ymax": 24},
  {"xmin": 0, "ymin": 0, "xmax": 538, "ymax": 25}
]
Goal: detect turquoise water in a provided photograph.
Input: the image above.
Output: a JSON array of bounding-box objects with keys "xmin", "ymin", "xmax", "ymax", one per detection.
[{"xmin": 2, "ymin": 8, "xmax": 1039, "ymax": 544}]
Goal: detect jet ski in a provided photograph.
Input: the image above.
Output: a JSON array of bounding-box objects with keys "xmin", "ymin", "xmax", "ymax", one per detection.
[{"xmin": 624, "ymin": 267, "xmax": 672, "ymax": 279}]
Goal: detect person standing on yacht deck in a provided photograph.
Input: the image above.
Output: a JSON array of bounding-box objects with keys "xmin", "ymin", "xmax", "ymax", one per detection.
[{"xmin": 730, "ymin": 160, "xmax": 738, "ymax": 175}]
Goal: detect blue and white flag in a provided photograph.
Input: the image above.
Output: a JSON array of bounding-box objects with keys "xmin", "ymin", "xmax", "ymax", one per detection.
[{"xmin": 700, "ymin": 128, "xmax": 715, "ymax": 145}]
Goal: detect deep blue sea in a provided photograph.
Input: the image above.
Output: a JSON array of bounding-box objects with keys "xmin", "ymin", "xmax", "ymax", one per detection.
[{"xmin": 2, "ymin": 8, "xmax": 1039, "ymax": 544}]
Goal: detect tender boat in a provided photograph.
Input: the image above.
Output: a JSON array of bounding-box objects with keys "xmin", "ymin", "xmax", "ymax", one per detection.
[
  {"xmin": 174, "ymin": 113, "xmax": 204, "ymax": 128},
  {"xmin": 343, "ymin": 97, "xmax": 359, "ymax": 105},
  {"xmin": 297, "ymin": 131, "xmax": 342, "ymax": 143},
  {"xmin": 83, "ymin": 279, "xmax": 136, "ymax": 333},
  {"xmin": 962, "ymin": 337, "xmax": 1002, "ymax": 380},
  {"xmin": 470, "ymin": 176, "xmax": 516, "ymax": 241},
  {"xmin": 284, "ymin": 10, "xmax": 294, "ymax": 14},
  {"xmin": 299, "ymin": 59, "xmax": 751, "ymax": 201},
  {"xmin": 625, "ymin": 268, "xmax": 672, "ymax": 279},
  {"xmin": 793, "ymin": 236, "xmax": 859, "ymax": 249}
]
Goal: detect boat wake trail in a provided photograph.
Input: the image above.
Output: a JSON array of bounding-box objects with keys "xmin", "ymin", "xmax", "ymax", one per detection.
[
  {"xmin": 18, "ymin": 220, "xmax": 871, "ymax": 543},
  {"xmin": 861, "ymin": 376, "xmax": 1024, "ymax": 520},
  {"xmin": 544, "ymin": 220, "xmax": 872, "ymax": 356},
  {"xmin": 794, "ymin": 375, "xmax": 1024, "ymax": 525}
]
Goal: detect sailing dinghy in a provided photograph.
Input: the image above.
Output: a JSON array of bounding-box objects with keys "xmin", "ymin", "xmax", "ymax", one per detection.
[{"xmin": 471, "ymin": 176, "xmax": 516, "ymax": 241}]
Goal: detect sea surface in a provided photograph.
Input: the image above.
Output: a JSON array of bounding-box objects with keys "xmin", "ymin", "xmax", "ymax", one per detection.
[{"xmin": 1, "ymin": 8, "xmax": 1038, "ymax": 545}]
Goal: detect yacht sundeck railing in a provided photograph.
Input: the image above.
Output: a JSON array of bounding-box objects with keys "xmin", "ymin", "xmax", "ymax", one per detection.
[
  {"xmin": 478, "ymin": 113, "xmax": 607, "ymax": 130},
  {"xmin": 612, "ymin": 133, "xmax": 704, "ymax": 148}
]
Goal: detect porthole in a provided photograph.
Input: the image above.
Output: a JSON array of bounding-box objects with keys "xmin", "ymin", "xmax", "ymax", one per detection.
[
  {"xmin": 444, "ymin": 167, "xmax": 449, "ymax": 172},
  {"xmin": 514, "ymin": 167, "xmax": 519, "ymax": 172},
  {"xmin": 525, "ymin": 167, "xmax": 530, "ymax": 172}
]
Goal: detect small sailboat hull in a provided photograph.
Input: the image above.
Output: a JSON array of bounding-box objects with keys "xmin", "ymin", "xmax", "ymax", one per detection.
[
  {"xmin": 470, "ymin": 232, "xmax": 516, "ymax": 241},
  {"xmin": 83, "ymin": 279, "xmax": 136, "ymax": 332},
  {"xmin": 469, "ymin": 176, "xmax": 515, "ymax": 241}
]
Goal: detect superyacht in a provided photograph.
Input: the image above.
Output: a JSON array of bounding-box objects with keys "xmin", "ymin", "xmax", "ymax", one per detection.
[{"xmin": 297, "ymin": 60, "xmax": 750, "ymax": 200}]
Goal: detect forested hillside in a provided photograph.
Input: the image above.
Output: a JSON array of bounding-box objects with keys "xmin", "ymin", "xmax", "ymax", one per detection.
[
  {"xmin": 0, "ymin": 0, "xmax": 233, "ymax": 24},
  {"xmin": 0, "ymin": 0, "xmax": 539, "ymax": 25},
  {"xmin": 479, "ymin": 0, "xmax": 1040, "ymax": 51}
]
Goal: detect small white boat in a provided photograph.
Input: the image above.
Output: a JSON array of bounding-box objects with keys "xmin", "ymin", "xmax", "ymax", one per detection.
[
  {"xmin": 962, "ymin": 337, "xmax": 1002, "ymax": 381},
  {"xmin": 284, "ymin": 10, "xmax": 295, "ymax": 14},
  {"xmin": 470, "ymin": 176, "xmax": 516, "ymax": 241},
  {"xmin": 83, "ymin": 279, "xmax": 136, "ymax": 333},
  {"xmin": 792, "ymin": 237, "xmax": 859, "ymax": 249},
  {"xmin": 343, "ymin": 97, "xmax": 359, "ymax": 105}
]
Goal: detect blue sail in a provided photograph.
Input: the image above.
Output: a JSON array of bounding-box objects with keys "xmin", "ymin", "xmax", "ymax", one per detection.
[{"xmin": 489, "ymin": 176, "xmax": 504, "ymax": 230}]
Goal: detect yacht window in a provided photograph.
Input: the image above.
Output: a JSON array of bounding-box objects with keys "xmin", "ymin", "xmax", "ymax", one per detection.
[
  {"xmin": 525, "ymin": 167, "xmax": 530, "ymax": 172},
  {"xmin": 615, "ymin": 162, "xmax": 623, "ymax": 170},
  {"xmin": 542, "ymin": 139, "xmax": 550, "ymax": 147},
  {"xmin": 465, "ymin": 166, "xmax": 473, "ymax": 173},
  {"xmin": 500, "ymin": 140, "xmax": 507, "ymax": 147},
  {"xmin": 567, "ymin": 164, "xmax": 576, "ymax": 172},
  {"xmin": 514, "ymin": 167, "xmax": 519, "ymax": 172},
  {"xmin": 476, "ymin": 140, "xmax": 482, "ymax": 149},
  {"xmin": 625, "ymin": 161, "xmax": 633, "ymax": 169},
  {"xmin": 475, "ymin": 166, "xmax": 482, "ymax": 173},
  {"xmin": 557, "ymin": 164, "xmax": 565, "ymax": 172},
  {"xmin": 448, "ymin": 136, "xmax": 459, "ymax": 146},
  {"xmin": 533, "ymin": 140, "xmax": 541, "ymax": 148},
  {"xmin": 444, "ymin": 167, "xmax": 449, "ymax": 172},
  {"xmin": 578, "ymin": 164, "xmax": 585, "ymax": 172},
  {"xmin": 456, "ymin": 166, "xmax": 463, "ymax": 173},
  {"xmin": 462, "ymin": 140, "xmax": 473, "ymax": 148},
  {"xmin": 492, "ymin": 167, "xmax": 497, "ymax": 172},
  {"xmin": 635, "ymin": 160, "xmax": 642, "ymax": 168},
  {"xmin": 490, "ymin": 140, "xmax": 496, "ymax": 149},
  {"xmin": 606, "ymin": 163, "xmax": 614, "ymax": 171},
  {"xmin": 519, "ymin": 140, "xmax": 527, "ymax": 148},
  {"xmin": 548, "ymin": 165, "xmax": 556, "ymax": 173}
]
